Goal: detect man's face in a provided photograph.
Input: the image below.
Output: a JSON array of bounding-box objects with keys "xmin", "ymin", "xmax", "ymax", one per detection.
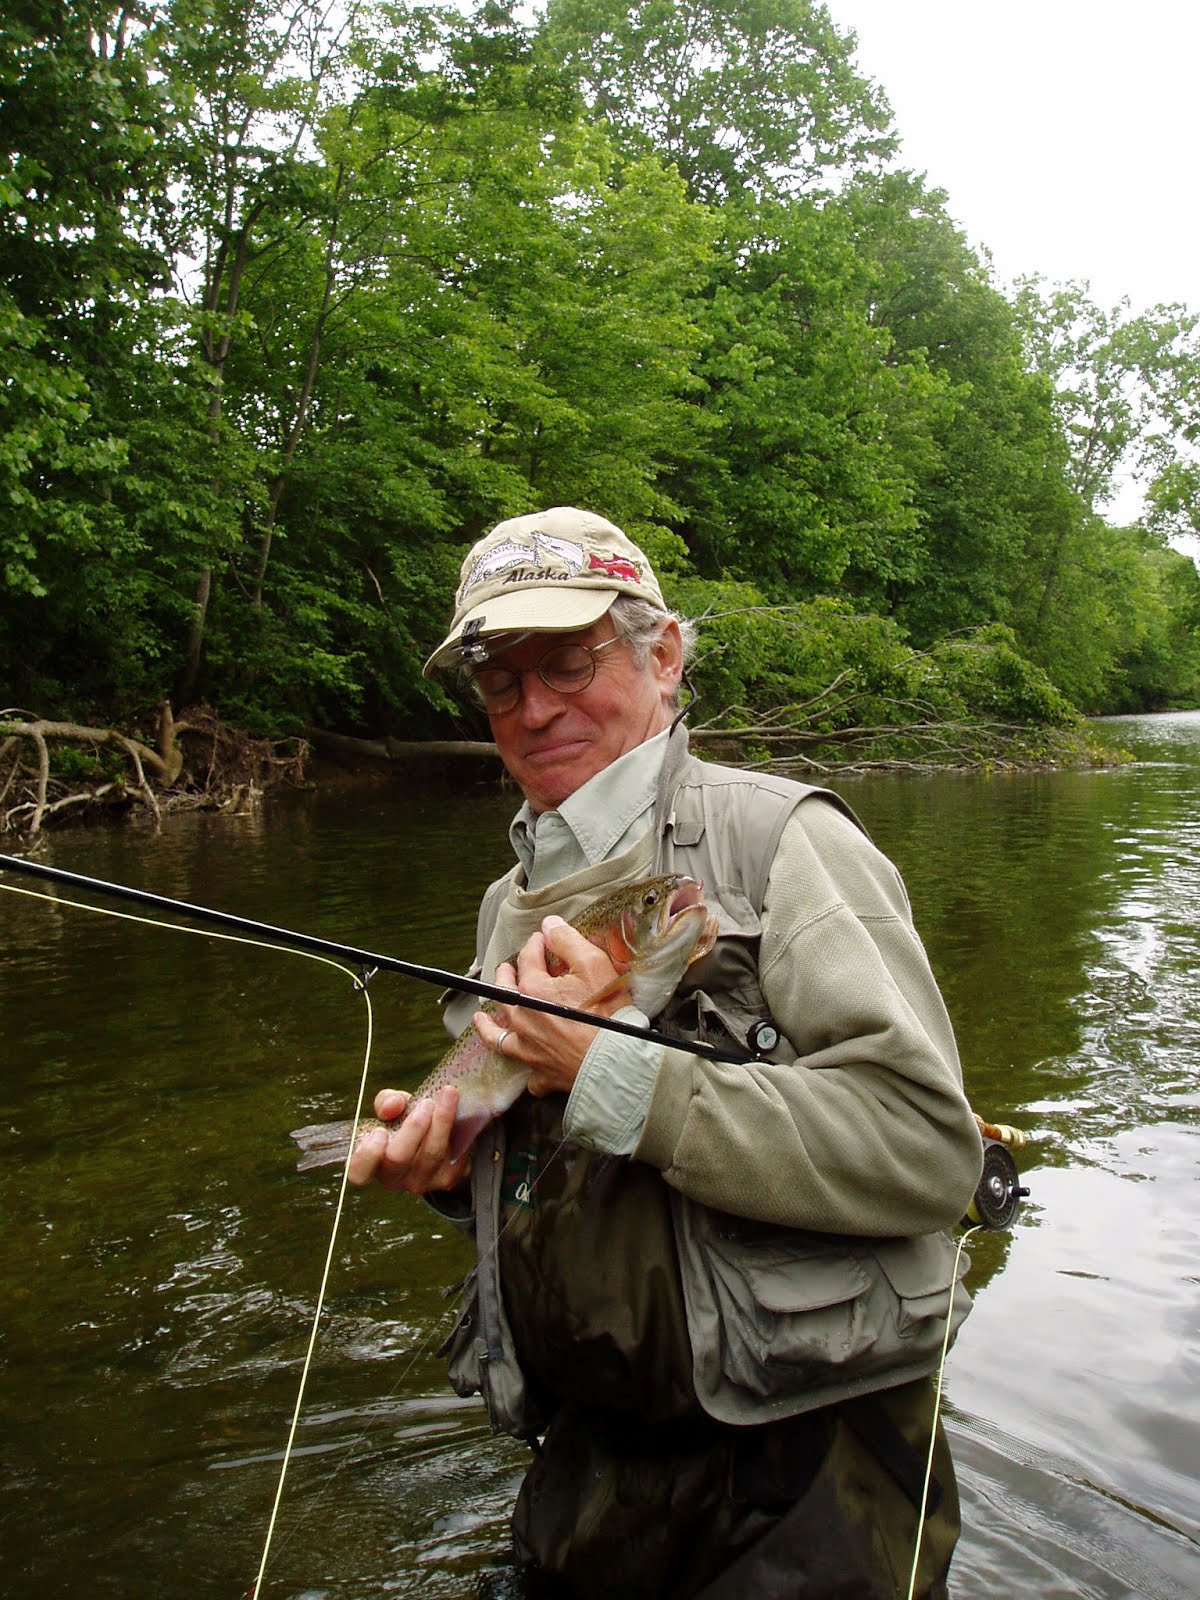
[{"xmin": 479, "ymin": 617, "xmax": 683, "ymax": 813}]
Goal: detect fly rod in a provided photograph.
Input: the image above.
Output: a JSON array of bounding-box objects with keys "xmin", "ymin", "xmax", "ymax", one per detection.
[{"xmin": 0, "ymin": 853, "xmax": 752, "ymax": 1064}]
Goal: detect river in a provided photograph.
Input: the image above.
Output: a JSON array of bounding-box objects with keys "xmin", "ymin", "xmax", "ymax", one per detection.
[{"xmin": 1, "ymin": 713, "xmax": 1197, "ymax": 1599}]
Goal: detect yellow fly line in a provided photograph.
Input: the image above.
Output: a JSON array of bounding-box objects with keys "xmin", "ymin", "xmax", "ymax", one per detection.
[{"xmin": 0, "ymin": 878, "xmax": 376, "ymax": 1597}]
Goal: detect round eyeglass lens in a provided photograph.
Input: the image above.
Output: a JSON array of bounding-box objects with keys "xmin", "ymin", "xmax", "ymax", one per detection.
[{"xmin": 465, "ymin": 635, "xmax": 619, "ymax": 712}]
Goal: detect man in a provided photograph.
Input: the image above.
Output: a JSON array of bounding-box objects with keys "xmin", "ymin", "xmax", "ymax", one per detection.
[{"xmin": 349, "ymin": 507, "xmax": 983, "ymax": 1599}]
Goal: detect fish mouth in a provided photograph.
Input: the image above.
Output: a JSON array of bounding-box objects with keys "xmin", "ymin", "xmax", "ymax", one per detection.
[
  {"xmin": 658, "ymin": 877, "xmax": 718, "ymax": 962},
  {"xmin": 667, "ymin": 878, "xmax": 704, "ymax": 918},
  {"xmin": 617, "ymin": 877, "xmax": 718, "ymax": 1015},
  {"xmin": 612, "ymin": 876, "xmax": 717, "ymax": 974},
  {"xmin": 637, "ymin": 876, "xmax": 704, "ymax": 941}
]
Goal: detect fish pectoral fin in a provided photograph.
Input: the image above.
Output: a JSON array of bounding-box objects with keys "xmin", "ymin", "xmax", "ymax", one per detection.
[{"xmin": 581, "ymin": 975, "xmax": 633, "ymax": 1009}]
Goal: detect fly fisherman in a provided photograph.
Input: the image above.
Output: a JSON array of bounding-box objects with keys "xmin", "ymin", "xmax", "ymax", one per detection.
[{"xmin": 348, "ymin": 507, "xmax": 984, "ymax": 1600}]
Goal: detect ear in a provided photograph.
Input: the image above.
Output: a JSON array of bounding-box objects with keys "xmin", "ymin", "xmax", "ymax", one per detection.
[{"xmin": 651, "ymin": 618, "xmax": 684, "ymax": 700}]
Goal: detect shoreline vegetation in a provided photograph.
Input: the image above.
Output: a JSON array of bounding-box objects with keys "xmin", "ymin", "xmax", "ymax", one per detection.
[
  {"xmin": 5, "ymin": 2, "xmax": 1199, "ymax": 832},
  {"xmin": 1, "ymin": 614, "xmax": 1131, "ymax": 839},
  {"xmin": 0, "ymin": 714, "xmax": 1119, "ymax": 842}
]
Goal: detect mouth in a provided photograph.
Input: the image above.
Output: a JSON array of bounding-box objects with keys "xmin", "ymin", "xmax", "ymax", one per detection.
[
  {"xmin": 664, "ymin": 878, "xmax": 717, "ymax": 962},
  {"xmin": 667, "ymin": 879, "xmax": 704, "ymax": 920},
  {"xmin": 615, "ymin": 878, "xmax": 716, "ymax": 973},
  {"xmin": 520, "ymin": 736, "xmax": 591, "ymax": 766}
]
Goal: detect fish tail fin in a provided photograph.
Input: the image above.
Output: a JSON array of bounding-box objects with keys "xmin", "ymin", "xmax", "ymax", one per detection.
[{"xmin": 289, "ymin": 1119, "xmax": 360, "ymax": 1171}]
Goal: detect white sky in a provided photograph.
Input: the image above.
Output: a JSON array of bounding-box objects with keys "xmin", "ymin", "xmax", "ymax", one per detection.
[{"xmin": 826, "ymin": 0, "xmax": 1200, "ymax": 316}]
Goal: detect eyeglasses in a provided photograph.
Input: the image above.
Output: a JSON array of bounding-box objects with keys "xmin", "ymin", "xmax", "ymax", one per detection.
[{"xmin": 464, "ymin": 635, "xmax": 623, "ymax": 715}]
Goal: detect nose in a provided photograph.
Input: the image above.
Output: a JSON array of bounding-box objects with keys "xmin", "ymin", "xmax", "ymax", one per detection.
[{"xmin": 512, "ymin": 668, "xmax": 566, "ymax": 725}]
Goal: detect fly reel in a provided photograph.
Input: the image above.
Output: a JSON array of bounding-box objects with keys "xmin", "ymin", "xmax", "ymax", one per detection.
[{"xmin": 966, "ymin": 1138, "xmax": 1029, "ymax": 1231}]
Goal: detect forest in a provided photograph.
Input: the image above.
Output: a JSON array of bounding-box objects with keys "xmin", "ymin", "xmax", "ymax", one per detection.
[{"xmin": 3, "ymin": 0, "xmax": 1200, "ymax": 824}]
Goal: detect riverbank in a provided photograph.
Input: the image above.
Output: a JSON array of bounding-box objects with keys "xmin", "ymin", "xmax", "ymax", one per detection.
[{"xmin": 0, "ymin": 703, "xmax": 1129, "ymax": 839}]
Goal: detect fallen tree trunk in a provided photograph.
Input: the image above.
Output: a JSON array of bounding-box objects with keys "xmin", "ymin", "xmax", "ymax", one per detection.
[
  {"xmin": 0, "ymin": 716, "xmax": 170, "ymax": 834},
  {"xmin": 307, "ymin": 728, "xmax": 500, "ymax": 765}
]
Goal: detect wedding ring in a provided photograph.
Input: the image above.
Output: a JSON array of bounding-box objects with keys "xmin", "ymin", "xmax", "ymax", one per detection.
[{"xmin": 497, "ymin": 1028, "xmax": 513, "ymax": 1055}]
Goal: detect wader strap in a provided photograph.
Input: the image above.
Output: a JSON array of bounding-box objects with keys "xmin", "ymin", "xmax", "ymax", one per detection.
[
  {"xmin": 837, "ymin": 1395, "xmax": 943, "ymax": 1518},
  {"xmin": 473, "ymin": 1126, "xmax": 506, "ymax": 1364}
]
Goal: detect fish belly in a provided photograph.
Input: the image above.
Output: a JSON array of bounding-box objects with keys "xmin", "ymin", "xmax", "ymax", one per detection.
[{"xmin": 289, "ymin": 1033, "xmax": 530, "ymax": 1170}]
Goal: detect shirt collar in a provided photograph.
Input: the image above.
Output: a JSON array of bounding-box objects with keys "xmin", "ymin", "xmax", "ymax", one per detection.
[{"xmin": 509, "ymin": 729, "xmax": 669, "ymax": 887}]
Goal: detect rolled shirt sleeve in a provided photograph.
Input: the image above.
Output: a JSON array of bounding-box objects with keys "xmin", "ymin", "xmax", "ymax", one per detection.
[{"xmin": 563, "ymin": 1007, "xmax": 662, "ymax": 1156}]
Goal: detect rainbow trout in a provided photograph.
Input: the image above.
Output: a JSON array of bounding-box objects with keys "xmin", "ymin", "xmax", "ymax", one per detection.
[{"xmin": 289, "ymin": 874, "xmax": 717, "ymax": 1170}]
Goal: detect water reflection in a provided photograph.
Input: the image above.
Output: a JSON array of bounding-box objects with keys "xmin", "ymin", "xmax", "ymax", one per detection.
[
  {"xmin": 1, "ymin": 730, "xmax": 1198, "ymax": 1597},
  {"xmin": 852, "ymin": 716, "xmax": 1200, "ymax": 1165},
  {"xmin": 842, "ymin": 713, "xmax": 1200, "ymax": 1599}
]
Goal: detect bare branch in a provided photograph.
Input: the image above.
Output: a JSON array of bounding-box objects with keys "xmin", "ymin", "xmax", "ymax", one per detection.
[
  {"xmin": 0, "ymin": 710, "xmax": 309, "ymax": 836},
  {"xmin": 0, "ymin": 719, "xmax": 173, "ymax": 782},
  {"xmin": 30, "ymin": 728, "xmax": 50, "ymax": 836}
]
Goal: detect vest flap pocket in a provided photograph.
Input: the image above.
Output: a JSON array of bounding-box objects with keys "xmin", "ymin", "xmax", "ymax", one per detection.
[
  {"xmin": 669, "ymin": 986, "xmax": 792, "ymax": 1064},
  {"xmin": 872, "ymin": 1233, "xmax": 969, "ymax": 1336},
  {"xmin": 674, "ymin": 1202, "xmax": 975, "ymax": 1422},
  {"xmin": 713, "ymin": 1239, "xmax": 870, "ymax": 1313},
  {"xmin": 705, "ymin": 1234, "xmax": 873, "ymax": 1395}
]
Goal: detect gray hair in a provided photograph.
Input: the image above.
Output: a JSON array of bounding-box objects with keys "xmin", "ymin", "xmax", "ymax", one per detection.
[{"xmin": 609, "ymin": 595, "xmax": 697, "ymax": 710}]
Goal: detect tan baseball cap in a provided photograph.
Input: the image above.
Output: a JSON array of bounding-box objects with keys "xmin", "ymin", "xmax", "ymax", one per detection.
[{"xmin": 423, "ymin": 506, "xmax": 666, "ymax": 675}]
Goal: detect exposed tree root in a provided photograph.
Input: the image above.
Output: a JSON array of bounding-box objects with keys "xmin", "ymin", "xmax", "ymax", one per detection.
[{"xmin": 0, "ymin": 704, "xmax": 310, "ymax": 837}]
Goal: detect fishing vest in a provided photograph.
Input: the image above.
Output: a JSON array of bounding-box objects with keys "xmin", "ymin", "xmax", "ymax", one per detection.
[{"xmin": 443, "ymin": 729, "xmax": 973, "ymax": 1437}]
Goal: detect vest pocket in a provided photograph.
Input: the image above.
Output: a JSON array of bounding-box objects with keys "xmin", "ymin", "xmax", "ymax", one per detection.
[
  {"xmin": 872, "ymin": 1234, "xmax": 972, "ymax": 1341},
  {"xmin": 666, "ymin": 986, "xmax": 793, "ymax": 1065},
  {"xmin": 693, "ymin": 1222, "xmax": 970, "ymax": 1406},
  {"xmin": 706, "ymin": 1234, "xmax": 873, "ymax": 1394},
  {"xmin": 436, "ymin": 1268, "xmax": 482, "ymax": 1398}
]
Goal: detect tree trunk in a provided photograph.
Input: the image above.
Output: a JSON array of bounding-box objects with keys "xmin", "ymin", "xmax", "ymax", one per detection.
[{"xmin": 177, "ymin": 565, "xmax": 213, "ymax": 706}]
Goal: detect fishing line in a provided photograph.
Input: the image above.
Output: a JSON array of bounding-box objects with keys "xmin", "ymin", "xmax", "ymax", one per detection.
[
  {"xmin": 254, "ymin": 1093, "xmax": 596, "ymax": 1554},
  {"xmin": 0, "ymin": 877, "xmax": 379, "ymax": 1597},
  {"xmin": 905, "ymin": 1225, "xmax": 981, "ymax": 1600},
  {"xmin": 272, "ymin": 1125, "xmax": 619, "ymax": 1600},
  {"xmin": 247, "ymin": 978, "xmax": 376, "ymax": 1600},
  {"xmin": 0, "ymin": 854, "xmax": 749, "ymax": 1065},
  {"xmin": 1, "ymin": 874, "xmax": 633, "ymax": 1587}
]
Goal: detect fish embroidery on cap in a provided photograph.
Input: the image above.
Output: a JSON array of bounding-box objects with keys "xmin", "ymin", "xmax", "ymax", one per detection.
[
  {"xmin": 461, "ymin": 532, "xmax": 586, "ymax": 597},
  {"xmin": 588, "ymin": 554, "xmax": 641, "ymax": 582}
]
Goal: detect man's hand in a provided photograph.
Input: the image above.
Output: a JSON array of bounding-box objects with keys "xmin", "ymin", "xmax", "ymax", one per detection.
[
  {"xmin": 472, "ymin": 915, "xmax": 631, "ymax": 1098},
  {"xmin": 347, "ymin": 1085, "xmax": 472, "ymax": 1193}
]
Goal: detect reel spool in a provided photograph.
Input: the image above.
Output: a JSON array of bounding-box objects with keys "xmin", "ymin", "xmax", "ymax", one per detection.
[{"xmin": 966, "ymin": 1139, "xmax": 1029, "ymax": 1231}]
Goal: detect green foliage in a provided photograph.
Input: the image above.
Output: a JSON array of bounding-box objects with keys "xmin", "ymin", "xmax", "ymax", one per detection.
[
  {"xmin": 1013, "ymin": 278, "xmax": 1200, "ymax": 514},
  {"xmin": 0, "ymin": 4, "xmax": 180, "ymax": 714},
  {"xmin": 841, "ymin": 175, "xmax": 1072, "ymax": 640},
  {"xmin": 671, "ymin": 586, "xmax": 1083, "ymax": 769},
  {"xmin": 674, "ymin": 197, "xmax": 948, "ymax": 602},
  {"xmin": 917, "ymin": 626, "xmax": 1079, "ymax": 728},
  {"xmin": 0, "ymin": 3, "xmax": 172, "ymax": 321},
  {"xmin": 673, "ymin": 580, "xmax": 904, "ymax": 711},
  {"xmin": 1, "ymin": 0, "xmax": 1196, "ymax": 755},
  {"xmin": 0, "ymin": 300, "xmax": 108, "ymax": 598},
  {"xmin": 1094, "ymin": 542, "xmax": 1200, "ymax": 712},
  {"xmin": 47, "ymin": 743, "xmax": 125, "ymax": 783},
  {"xmin": 540, "ymin": 0, "xmax": 895, "ymax": 201}
]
